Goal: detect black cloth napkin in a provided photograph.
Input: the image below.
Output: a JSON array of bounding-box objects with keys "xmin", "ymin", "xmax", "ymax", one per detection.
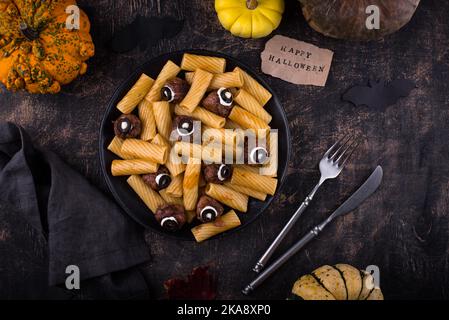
[{"xmin": 0, "ymin": 122, "xmax": 151, "ymax": 298}]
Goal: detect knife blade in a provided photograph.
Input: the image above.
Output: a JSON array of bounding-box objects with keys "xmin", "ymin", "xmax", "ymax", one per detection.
[
  {"xmin": 327, "ymin": 165, "xmax": 383, "ymax": 221},
  {"xmin": 242, "ymin": 165, "xmax": 383, "ymax": 295}
]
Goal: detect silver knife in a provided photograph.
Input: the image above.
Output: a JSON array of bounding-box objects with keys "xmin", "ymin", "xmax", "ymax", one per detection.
[{"xmin": 242, "ymin": 166, "xmax": 383, "ymax": 295}]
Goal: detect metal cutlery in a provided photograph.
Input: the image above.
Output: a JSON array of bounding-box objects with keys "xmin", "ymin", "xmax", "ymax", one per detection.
[
  {"xmin": 252, "ymin": 135, "xmax": 359, "ymax": 273},
  {"xmin": 242, "ymin": 165, "xmax": 383, "ymax": 295}
]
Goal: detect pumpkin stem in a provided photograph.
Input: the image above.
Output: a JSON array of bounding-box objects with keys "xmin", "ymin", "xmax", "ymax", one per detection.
[
  {"xmin": 19, "ymin": 22, "xmax": 40, "ymax": 41},
  {"xmin": 246, "ymin": 0, "xmax": 258, "ymax": 10}
]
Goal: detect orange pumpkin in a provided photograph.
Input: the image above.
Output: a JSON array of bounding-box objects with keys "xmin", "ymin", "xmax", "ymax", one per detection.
[{"xmin": 0, "ymin": 0, "xmax": 95, "ymax": 94}]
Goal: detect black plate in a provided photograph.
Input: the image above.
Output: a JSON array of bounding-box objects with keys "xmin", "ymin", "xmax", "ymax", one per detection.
[{"xmin": 99, "ymin": 49, "xmax": 291, "ymax": 240}]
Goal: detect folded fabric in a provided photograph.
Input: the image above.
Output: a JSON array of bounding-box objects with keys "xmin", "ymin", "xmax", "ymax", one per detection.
[{"xmin": 0, "ymin": 122, "xmax": 151, "ymax": 298}]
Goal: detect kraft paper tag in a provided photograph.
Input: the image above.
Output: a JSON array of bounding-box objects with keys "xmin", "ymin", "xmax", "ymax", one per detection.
[{"xmin": 261, "ymin": 35, "xmax": 334, "ymax": 87}]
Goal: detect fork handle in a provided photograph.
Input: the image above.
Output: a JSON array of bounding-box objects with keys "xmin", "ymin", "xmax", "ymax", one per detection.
[{"xmin": 252, "ymin": 181, "xmax": 322, "ymax": 273}]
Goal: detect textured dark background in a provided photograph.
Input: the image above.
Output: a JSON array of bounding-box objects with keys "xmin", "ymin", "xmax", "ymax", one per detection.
[{"xmin": 1, "ymin": 0, "xmax": 449, "ymax": 299}]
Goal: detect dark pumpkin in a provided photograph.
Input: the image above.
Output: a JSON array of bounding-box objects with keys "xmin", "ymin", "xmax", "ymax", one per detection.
[{"xmin": 299, "ymin": 0, "xmax": 420, "ymax": 41}]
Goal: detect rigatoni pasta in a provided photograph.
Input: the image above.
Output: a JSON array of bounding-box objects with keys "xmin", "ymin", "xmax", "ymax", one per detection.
[
  {"xmin": 180, "ymin": 69, "xmax": 213, "ymax": 112},
  {"xmin": 229, "ymin": 105, "xmax": 270, "ymax": 130},
  {"xmin": 173, "ymin": 141, "xmax": 224, "ymax": 164},
  {"xmin": 152, "ymin": 133, "xmax": 186, "ymax": 177},
  {"xmin": 191, "ymin": 210, "xmax": 241, "ymax": 242},
  {"xmin": 117, "ymin": 74, "xmax": 154, "ymax": 114},
  {"xmin": 152, "ymin": 101, "xmax": 172, "ymax": 140},
  {"xmin": 145, "ymin": 60, "xmax": 180, "ymax": 102},
  {"xmin": 234, "ymin": 89, "xmax": 272, "ymax": 123},
  {"xmin": 111, "ymin": 159, "xmax": 158, "ymax": 176},
  {"xmin": 127, "ymin": 175, "xmax": 166, "ymax": 213},
  {"xmin": 185, "ymin": 70, "xmax": 244, "ymax": 90},
  {"xmin": 175, "ymin": 104, "xmax": 225, "ymax": 129},
  {"xmin": 166, "ymin": 174, "xmax": 184, "ymax": 198},
  {"xmin": 121, "ymin": 139, "xmax": 168, "ymax": 164},
  {"xmin": 231, "ymin": 167, "xmax": 278, "ymax": 196},
  {"xmin": 202, "ymin": 125, "xmax": 235, "ymax": 146},
  {"xmin": 138, "ymin": 99, "xmax": 157, "ymax": 141},
  {"xmin": 107, "ymin": 136, "xmax": 134, "ymax": 160},
  {"xmin": 234, "ymin": 67, "xmax": 272, "ymax": 106},
  {"xmin": 205, "ymin": 183, "xmax": 248, "ymax": 212},
  {"xmin": 183, "ymin": 158, "xmax": 201, "ymax": 210},
  {"xmin": 159, "ymin": 189, "xmax": 184, "ymax": 205},
  {"xmin": 224, "ymin": 182, "xmax": 267, "ymax": 201},
  {"xmin": 181, "ymin": 53, "xmax": 226, "ymax": 74},
  {"xmin": 260, "ymin": 131, "xmax": 278, "ymax": 177},
  {"xmin": 224, "ymin": 119, "xmax": 242, "ymax": 130}
]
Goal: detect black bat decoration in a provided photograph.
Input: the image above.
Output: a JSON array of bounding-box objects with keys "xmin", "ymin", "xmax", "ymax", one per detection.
[{"xmin": 342, "ymin": 79, "xmax": 416, "ymax": 109}]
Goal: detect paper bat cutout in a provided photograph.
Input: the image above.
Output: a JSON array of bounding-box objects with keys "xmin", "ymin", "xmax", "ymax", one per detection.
[
  {"xmin": 342, "ymin": 79, "xmax": 416, "ymax": 109},
  {"xmin": 107, "ymin": 15, "xmax": 184, "ymax": 53}
]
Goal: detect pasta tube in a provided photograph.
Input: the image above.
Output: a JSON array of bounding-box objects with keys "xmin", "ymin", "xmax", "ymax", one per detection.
[
  {"xmin": 234, "ymin": 67, "xmax": 272, "ymax": 106},
  {"xmin": 230, "ymin": 167, "xmax": 277, "ymax": 196},
  {"xmin": 152, "ymin": 134, "xmax": 186, "ymax": 176},
  {"xmin": 166, "ymin": 174, "xmax": 184, "ymax": 197},
  {"xmin": 138, "ymin": 99, "xmax": 157, "ymax": 141},
  {"xmin": 260, "ymin": 131, "xmax": 278, "ymax": 177},
  {"xmin": 127, "ymin": 175, "xmax": 166, "ymax": 213},
  {"xmin": 202, "ymin": 125, "xmax": 235, "ymax": 146},
  {"xmin": 159, "ymin": 189, "xmax": 184, "ymax": 205},
  {"xmin": 183, "ymin": 158, "xmax": 201, "ymax": 210},
  {"xmin": 224, "ymin": 119, "xmax": 242, "ymax": 130},
  {"xmin": 145, "ymin": 60, "xmax": 181, "ymax": 102},
  {"xmin": 116, "ymin": 74, "xmax": 154, "ymax": 114},
  {"xmin": 181, "ymin": 53, "xmax": 226, "ymax": 74},
  {"xmin": 205, "ymin": 183, "xmax": 248, "ymax": 212},
  {"xmin": 175, "ymin": 104, "xmax": 225, "ymax": 129},
  {"xmin": 228, "ymin": 106, "xmax": 270, "ymax": 130},
  {"xmin": 234, "ymin": 89, "xmax": 272, "ymax": 123},
  {"xmin": 152, "ymin": 101, "xmax": 172, "ymax": 140},
  {"xmin": 191, "ymin": 210, "xmax": 241, "ymax": 243},
  {"xmin": 107, "ymin": 136, "xmax": 133, "ymax": 160},
  {"xmin": 121, "ymin": 139, "xmax": 168, "ymax": 164},
  {"xmin": 184, "ymin": 72, "xmax": 194, "ymax": 84},
  {"xmin": 173, "ymin": 142, "xmax": 224, "ymax": 164},
  {"xmin": 111, "ymin": 159, "xmax": 158, "ymax": 176},
  {"xmin": 180, "ymin": 69, "xmax": 213, "ymax": 112},
  {"xmin": 224, "ymin": 182, "xmax": 267, "ymax": 201},
  {"xmin": 185, "ymin": 71, "xmax": 244, "ymax": 90}
]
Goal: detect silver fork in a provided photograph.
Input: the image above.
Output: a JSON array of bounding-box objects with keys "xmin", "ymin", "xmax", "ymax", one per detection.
[{"xmin": 252, "ymin": 135, "xmax": 359, "ymax": 273}]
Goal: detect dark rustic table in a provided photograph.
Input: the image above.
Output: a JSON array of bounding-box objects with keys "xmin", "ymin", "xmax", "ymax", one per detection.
[{"xmin": 1, "ymin": 0, "xmax": 449, "ymax": 300}]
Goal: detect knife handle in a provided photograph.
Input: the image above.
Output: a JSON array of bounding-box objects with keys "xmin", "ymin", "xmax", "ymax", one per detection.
[
  {"xmin": 243, "ymin": 229, "xmax": 319, "ymax": 295},
  {"xmin": 252, "ymin": 182, "xmax": 322, "ymax": 273}
]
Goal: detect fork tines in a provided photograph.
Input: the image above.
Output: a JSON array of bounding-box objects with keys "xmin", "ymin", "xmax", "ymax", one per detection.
[{"xmin": 326, "ymin": 134, "xmax": 360, "ymax": 168}]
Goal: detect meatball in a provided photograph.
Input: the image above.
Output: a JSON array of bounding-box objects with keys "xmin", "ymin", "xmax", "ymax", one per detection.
[
  {"xmin": 155, "ymin": 204, "xmax": 186, "ymax": 231},
  {"xmin": 203, "ymin": 164, "xmax": 233, "ymax": 184},
  {"xmin": 113, "ymin": 114, "xmax": 141, "ymax": 139},
  {"xmin": 142, "ymin": 166, "xmax": 171, "ymax": 191},
  {"xmin": 196, "ymin": 195, "xmax": 224, "ymax": 222}
]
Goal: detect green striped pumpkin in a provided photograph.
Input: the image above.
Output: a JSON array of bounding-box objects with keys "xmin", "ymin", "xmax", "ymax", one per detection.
[{"xmin": 291, "ymin": 264, "xmax": 383, "ymax": 300}]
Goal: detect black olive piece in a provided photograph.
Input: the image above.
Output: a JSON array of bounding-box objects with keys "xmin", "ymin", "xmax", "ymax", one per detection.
[
  {"xmin": 218, "ymin": 164, "xmax": 232, "ymax": 181},
  {"xmin": 177, "ymin": 118, "xmax": 194, "ymax": 136},
  {"xmin": 218, "ymin": 88, "xmax": 233, "ymax": 105},
  {"xmin": 161, "ymin": 217, "xmax": 179, "ymax": 232},
  {"xmin": 250, "ymin": 147, "xmax": 269, "ymax": 164},
  {"xmin": 201, "ymin": 207, "xmax": 218, "ymax": 222},
  {"xmin": 161, "ymin": 86, "xmax": 174, "ymax": 102},
  {"xmin": 156, "ymin": 173, "xmax": 172, "ymax": 189},
  {"xmin": 117, "ymin": 118, "xmax": 132, "ymax": 134}
]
